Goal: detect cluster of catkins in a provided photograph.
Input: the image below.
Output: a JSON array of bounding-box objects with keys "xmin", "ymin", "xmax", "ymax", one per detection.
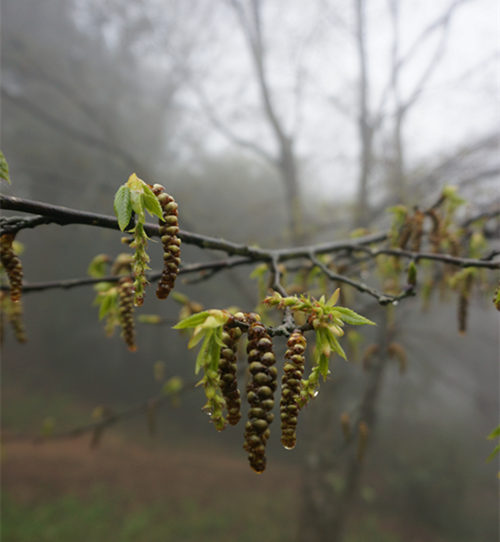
[
  {"xmin": 151, "ymin": 184, "xmax": 180, "ymax": 300},
  {"xmin": 212, "ymin": 312, "xmax": 308, "ymax": 473},
  {"xmin": 394, "ymin": 207, "xmax": 447, "ymax": 254}
]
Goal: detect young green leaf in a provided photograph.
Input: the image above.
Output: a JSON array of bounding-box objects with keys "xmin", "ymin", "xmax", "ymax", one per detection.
[
  {"xmin": 195, "ymin": 331, "xmax": 219, "ymax": 374},
  {"xmin": 114, "ymin": 185, "xmax": 132, "ymax": 231},
  {"xmin": 207, "ymin": 328, "xmax": 223, "ymax": 370},
  {"xmin": 326, "ymin": 288, "xmax": 340, "ymax": 307},
  {"xmin": 173, "ymin": 311, "xmax": 211, "ymax": 330},
  {"xmin": 314, "ymin": 328, "xmax": 332, "ymax": 378},
  {"xmin": 487, "ymin": 424, "xmax": 500, "ymax": 440},
  {"xmin": 87, "ymin": 254, "xmax": 110, "ymax": 278},
  {"xmin": 130, "ymin": 188, "xmax": 146, "ymax": 223},
  {"xmin": 188, "ymin": 327, "xmax": 209, "ymax": 349},
  {"xmin": 98, "ymin": 292, "xmax": 116, "ymax": 320},
  {"xmin": 142, "ymin": 184, "xmax": 164, "ymax": 220},
  {"xmin": 325, "ymin": 329, "xmax": 347, "ymax": 360},
  {"xmin": 486, "ymin": 444, "xmax": 500, "ymax": 463},
  {"xmin": 333, "ymin": 307, "xmax": 376, "ymax": 326}
]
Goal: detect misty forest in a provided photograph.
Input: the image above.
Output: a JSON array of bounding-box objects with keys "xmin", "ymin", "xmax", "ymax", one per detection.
[{"xmin": 1, "ymin": 1, "xmax": 499, "ymax": 541}]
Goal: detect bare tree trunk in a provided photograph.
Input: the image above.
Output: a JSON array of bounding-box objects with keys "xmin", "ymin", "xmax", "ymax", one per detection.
[
  {"xmin": 298, "ymin": 311, "xmax": 391, "ymax": 542},
  {"xmin": 389, "ymin": 109, "xmax": 407, "ymax": 204},
  {"xmin": 230, "ymin": 0, "xmax": 304, "ymax": 243},
  {"xmin": 279, "ymin": 137, "xmax": 303, "ymax": 243},
  {"xmin": 328, "ymin": 323, "xmax": 389, "ymax": 541}
]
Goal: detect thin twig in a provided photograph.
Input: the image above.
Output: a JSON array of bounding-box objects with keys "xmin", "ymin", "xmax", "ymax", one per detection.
[
  {"xmin": 0, "ymin": 257, "xmax": 255, "ymax": 294},
  {"xmin": 269, "ymin": 254, "xmax": 296, "ymax": 331},
  {"xmin": 309, "ymin": 253, "xmax": 415, "ymax": 305}
]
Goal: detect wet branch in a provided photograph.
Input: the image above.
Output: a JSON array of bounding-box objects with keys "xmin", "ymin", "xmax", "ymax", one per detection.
[
  {"xmin": 308, "ymin": 253, "xmax": 416, "ymax": 305},
  {"xmin": 1, "ymin": 196, "xmax": 498, "ymax": 301}
]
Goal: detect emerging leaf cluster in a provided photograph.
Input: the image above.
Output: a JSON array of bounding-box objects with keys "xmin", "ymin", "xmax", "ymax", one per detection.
[
  {"xmin": 88, "ymin": 253, "xmax": 133, "ymax": 339},
  {"xmin": 174, "ymin": 310, "xmax": 231, "ymax": 430},
  {"xmin": 113, "ymin": 173, "xmax": 164, "ymax": 305},
  {"xmin": 265, "ymin": 289, "xmax": 375, "ymax": 403},
  {"xmin": 113, "ymin": 173, "xmax": 163, "ymax": 230}
]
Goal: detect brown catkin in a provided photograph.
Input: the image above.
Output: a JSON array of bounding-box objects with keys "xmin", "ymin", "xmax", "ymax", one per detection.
[
  {"xmin": 243, "ymin": 319, "xmax": 277, "ymax": 473},
  {"xmin": 9, "ymin": 299, "xmax": 27, "ymax": 343},
  {"xmin": 118, "ymin": 277, "xmax": 136, "ymax": 351},
  {"xmin": 410, "ymin": 210, "xmax": 425, "ymax": 253},
  {"xmin": 397, "ymin": 217, "xmax": 413, "ymax": 250},
  {"xmin": 458, "ymin": 292, "xmax": 468, "ymax": 335},
  {"xmin": 426, "ymin": 209, "xmax": 442, "ymax": 253},
  {"xmin": 0, "ymin": 234, "xmax": 23, "ymax": 302},
  {"xmin": 387, "ymin": 342, "xmax": 407, "ymax": 374},
  {"xmin": 280, "ymin": 329, "xmax": 306, "ymax": 450},
  {"xmin": 218, "ymin": 321, "xmax": 243, "ymax": 425},
  {"xmin": 361, "ymin": 344, "xmax": 380, "ymax": 371},
  {"xmin": 340, "ymin": 412, "xmax": 351, "ymax": 441},
  {"xmin": 458, "ymin": 272, "xmax": 474, "ymax": 335},
  {"xmin": 153, "ymin": 185, "xmax": 180, "ymax": 300},
  {"xmin": 357, "ymin": 421, "xmax": 369, "ymax": 463}
]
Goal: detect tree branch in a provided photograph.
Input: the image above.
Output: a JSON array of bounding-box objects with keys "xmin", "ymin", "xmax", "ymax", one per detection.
[
  {"xmin": 0, "ymin": 257, "xmax": 255, "ymax": 294},
  {"xmin": 1, "ymin": 196, "xmax": 498, "ymax": 278},
  {"xmin": 309, "ymin": 253, "xmax": 416, "ymax": 305}
]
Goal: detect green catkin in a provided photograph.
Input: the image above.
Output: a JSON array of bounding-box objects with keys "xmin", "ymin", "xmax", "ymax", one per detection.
[
  {"xmin": 244, "ymin": 317, "xmax": 277, "ymax": 473},
  {"xmin": 280, "ymin": 330, "xmax": 306, "ymax": 450},
  {"xmin": 153, "ymin": 184, "xmax": 181, "ymax": 300},
  {"xmin": 0, "ymin": 233, "xmax": 23, "ymax": 302},
  {"xmin": 118, "ymin": 277, "xmax": 136, "ymax": 351},
  {"xmin": 218, "ymin": 321, "xmax": 243, "ymax": 426},
  {"xmin": 0, "ymin": 292, "xmax": 27, "ymax": 343},
  {"xmin": 9, "ymin": 298, "xmax": 27, "ymax": 343}
]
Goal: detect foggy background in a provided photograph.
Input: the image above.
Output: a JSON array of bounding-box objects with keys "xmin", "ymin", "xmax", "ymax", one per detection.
[{"xmin": 1, "ymin": 1, "xmax": 499, "ymax": 541}]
